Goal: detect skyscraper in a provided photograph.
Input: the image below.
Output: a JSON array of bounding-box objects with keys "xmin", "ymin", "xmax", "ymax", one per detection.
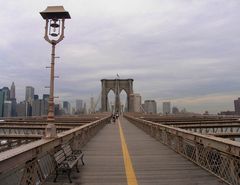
[
  {"xmin": 83, "ymin": 102, "xmax": 87, "ymax": 114},
  {"xmin": 25, "ymin": 86, "xmax": 34, "ymax": 103},
  {"xmin": 41, "ymin": 94, "xmax": 49, "ymax": 116},
  {"xmin": 2, "ymin": 87, "xmax": 10, "ymax": 101},
  {"xmin": 10, "ymin": 82, "xmax": 15, "ymax": 99},
  {"xmin": 54, "ymin": 104, "xmax": 61, "ymax": 116},
  {"xmin": 3, "ymin": 101, "xmax": 12, "ymax": 117},
  {"xmin": 76, "ymin": 99, "xmax": 83, "ymax": 113},
  {"xmin": 11, "ymin": 98, "xmax": 17, "ymax": 117},
  {"xmin": 163, "ymin": 102, "xmax": 171, "ymax": 115},
  {"xmin": 89, "ymin": 97, "xmax": 95, "ymax": 113},
  {"xmin": 129, "ymin": 93, "xmax": 142, "ymax": 112},
  {"xmin": 0, "ymin": 90, "xmax": 4, "ymax": 117},
  {"xmin": 25, "ymin": 86, "xmax": 34, "ymax": 116},
  {"xmin": 234, "ymin": 98, "xmax": 240, "ymax": 115},
  {"xmin": 63, "ymin": 101, "xmax": 71, "ymax": 114},
  {"xmin": 16, "ymin": 101, "xmax": 26, "ymax": 117},
  {"xmin": 144, "ymin": 100, "xmax": 157, "ymax": 114},
  {"xmin": 9, "ymin": 82, "xmax": 17, "ymax": 117},
  {"xmin": 32, "ymin": 99, "xmax": 42, "ymax": 116}
]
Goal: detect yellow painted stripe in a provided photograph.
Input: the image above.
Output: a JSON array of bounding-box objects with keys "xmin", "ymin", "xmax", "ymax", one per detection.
[{"xmin": 118, "ymin": 119, "xmax": 138, "ymax": 185}]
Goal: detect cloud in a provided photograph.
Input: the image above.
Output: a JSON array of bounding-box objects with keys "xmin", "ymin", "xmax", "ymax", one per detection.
[{"xmin": 0, "ymin": 0, "xmax": 240, "ymax": 113}]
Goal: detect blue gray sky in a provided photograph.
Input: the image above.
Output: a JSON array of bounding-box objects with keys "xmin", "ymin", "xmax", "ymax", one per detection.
[{"xmin": 0, "ymin": 0, "xmax": 240, "ymax": 113}]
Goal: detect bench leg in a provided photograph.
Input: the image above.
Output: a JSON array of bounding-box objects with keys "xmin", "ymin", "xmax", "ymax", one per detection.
[
  {"xmin": 53, "ymin": 169, "xmax": 58, "ymax": 182},
  {"xmin": 81, "ymin": 155, "xmax": 85, "ymax": 165},
  {"xmin": 68, "ymin": 169, "xmax": 72, "ymax": 183},
  {"xmin": 76, "ymin": 161, "xmax": 80, "ymax": 173}
]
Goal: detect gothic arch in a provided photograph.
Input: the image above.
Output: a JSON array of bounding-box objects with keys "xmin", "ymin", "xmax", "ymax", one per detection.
[{"xmin": 101, "ymin": 79, "xmax": 133, "ymax": 112}]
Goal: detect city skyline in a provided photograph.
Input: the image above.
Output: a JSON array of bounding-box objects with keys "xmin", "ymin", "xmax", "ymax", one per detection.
[
  {"xmin": 1, "ymin": 82, "xmax": 89, "ymax": 109},
  {"xmin": 1, "ymin": 1, "xmax": 240, "ymax": 114}
]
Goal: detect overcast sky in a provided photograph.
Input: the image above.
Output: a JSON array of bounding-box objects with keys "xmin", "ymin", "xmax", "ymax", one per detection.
[{"xmin": 0, "ymin": 0, "xmax": 240, "ymax": 114}]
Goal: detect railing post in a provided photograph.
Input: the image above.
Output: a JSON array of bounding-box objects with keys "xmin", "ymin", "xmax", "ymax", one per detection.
[{"xmin": 155, "ymin": 127, "xmax": 161, "ymax": 141}]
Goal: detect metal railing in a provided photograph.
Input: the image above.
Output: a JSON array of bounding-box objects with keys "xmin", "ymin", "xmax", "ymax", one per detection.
[
  {"xmin": 0, "ymin": 114, "xmax": 111, "ymax": 185},
  {"xmin": 175, "ymin": 124, "xmax": 240, "ymax": 134},
  {"xmin": 125, "ymin": 113, "xmax": 240, "ymax": 185}
]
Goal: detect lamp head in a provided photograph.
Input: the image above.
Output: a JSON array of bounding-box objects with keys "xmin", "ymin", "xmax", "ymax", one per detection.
[
  {"xmin": 40, "ymin": 6, "xmax": 70, "ymax": 44},
  {"xmin": 40, "ymin": 6, "xmax": 71, "ymax": 20}
]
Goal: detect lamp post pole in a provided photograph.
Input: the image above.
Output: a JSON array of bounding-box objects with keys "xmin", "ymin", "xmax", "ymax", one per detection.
[
  {"xmin": 47, "ymin": 43, "xmax": 56, "ymax": 121},
  {"xmin": 40, "ymin": 6, "xmax": 70, "ymax": 122}
]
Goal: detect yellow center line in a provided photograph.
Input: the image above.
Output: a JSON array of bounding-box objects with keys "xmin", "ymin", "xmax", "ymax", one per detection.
[{"xmin": 118, "ymin": 118, "xmax": 138, "ymax": 185}]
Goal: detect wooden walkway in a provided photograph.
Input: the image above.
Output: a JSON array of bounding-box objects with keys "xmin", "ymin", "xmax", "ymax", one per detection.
[{"xmin": 45, "ymin": 117, "xmax": 226, "ymax": 185}]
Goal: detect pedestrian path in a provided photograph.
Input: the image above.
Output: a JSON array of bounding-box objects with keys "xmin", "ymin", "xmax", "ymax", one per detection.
[{"xmin": 44, "ymin": 116, "xmax": 226, "ymax": 185}]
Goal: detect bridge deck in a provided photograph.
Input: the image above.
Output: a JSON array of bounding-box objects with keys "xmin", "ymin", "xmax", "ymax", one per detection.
[{"xmin": 44, "ymin": 117, "xmax": 226, "ymax": 185}]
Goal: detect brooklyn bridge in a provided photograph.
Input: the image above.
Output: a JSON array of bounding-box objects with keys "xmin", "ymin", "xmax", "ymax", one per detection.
[
  {"xmin": 0, "ymin": 3, "xmax": 240, "ymax": 185},
  {"xmin": 0, "ymin": 79, "xmax": 239, "ymax": 185}
]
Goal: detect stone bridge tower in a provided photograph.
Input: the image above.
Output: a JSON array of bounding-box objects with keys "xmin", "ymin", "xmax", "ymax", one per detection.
[{"xmin": 101, "ymin": 79, "xmax": 133, "ymax": 113}]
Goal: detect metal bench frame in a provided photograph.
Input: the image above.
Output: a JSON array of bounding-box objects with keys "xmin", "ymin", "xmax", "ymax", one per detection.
[
  {"xmin": 53, "ymin": 144, "xmax": 84, "ymax": 183},
  {"xmin": 62, "ymin": 143, "xmax": 84, "ymax": 166}
]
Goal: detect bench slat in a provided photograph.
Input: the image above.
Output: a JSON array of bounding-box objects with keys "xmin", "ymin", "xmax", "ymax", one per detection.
[{"xmin": 54, "ymin": 150, "xmax": 66, "ymax": 164}]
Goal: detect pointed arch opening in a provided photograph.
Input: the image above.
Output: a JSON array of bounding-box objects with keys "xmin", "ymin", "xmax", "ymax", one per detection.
[
  {"xmin": 107, "ymin": 89, "xmax": 115, "ymax": 113},
  {"xmin": 119, "ymin": 89, "xmax": 127, "ymax": 113}
]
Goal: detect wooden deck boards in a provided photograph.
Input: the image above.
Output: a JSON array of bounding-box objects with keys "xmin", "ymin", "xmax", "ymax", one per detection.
[
  {"xmin": 44, "ymin": 117, "xmax": 226, "ymax": 185},
  {"xmin": 44, "ymin": 122, "xmax": 126, "ymax": 185}
]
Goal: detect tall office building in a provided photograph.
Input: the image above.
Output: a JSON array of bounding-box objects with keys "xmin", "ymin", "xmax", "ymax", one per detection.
[
  {"xmin": 129, "ymin": 93, "xmax": 142, "ymax": 112},
  {"xmin": 63, "ymin": 101, "xmax": 71, "ymax": 114},
  {"xmin": 11, "ymin": 98, "xmax": 17, "ymax": 117},
  {"xmin": 2, "ymin": 87, "xmax": 10, "ymax": 101},
  {"xmin": 76, "ymin": 99, "xmax": 83, "ymax": 112},
  {"xmin": 83, "ymin": 102, "xmax": 87, "ymax": 114},
  {"xmin": 89, "ymin": 97, "xmax": 95, "ymax": 113},
  {"xmin": 8, "ymin": 82, "xmax": 17, "ymax": 117},
  {"xmin": 3, "ymin": 101, "xmax": 12, "ymax": 117},
  {"xmin": 163, "ymin": 102, "xmax": 171, "ymax": 115},
  {"xmin": 16, "ymin": 101, "xmax": 26, "ymax": 117},
  {"xmin": 54, "ymin": 104, "xmax": 61, "ymax": 116},
  {"xmin": 25, "ymin": 86, "xmax": 34, "ymax": 103},
  {"xmin": 234, "ymin": 98, "xmax": 240, "ymax": 115},
  {"xmin": 32, "ymin": 99, "xmax": 42, "ymax": 116},
  {"xmin": 10, "ymin": 82, "xmax": 15, "ymax": 99},
  {"xmin": 41, "ymin": 94, "xmax": 49, "ymax": 116},
  {"xmin": 25, "ymin": 86, "xmax": 34, "ymax": 116},
  {"xmin": 144, "ymin": 100, "xmax": 157, "ymax": 114},
  {"xmin": 26, "ymin": 101, "xmax": 32, "ymax": 116},
  {"xmin": 0, "ymin": 90, "xmax": 4, "ymax": 117}
]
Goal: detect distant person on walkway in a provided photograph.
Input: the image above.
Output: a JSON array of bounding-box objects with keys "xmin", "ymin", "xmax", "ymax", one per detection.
[
  {"xmin": 115, "ymin": 112, "xmax": 119, "ymax": 119},
  {"xmin": 112, "ymin": 114, "xmax": 116, "ymax": 123}
]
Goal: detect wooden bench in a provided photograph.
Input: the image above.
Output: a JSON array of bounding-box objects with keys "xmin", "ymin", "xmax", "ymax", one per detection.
[
  {"xmin": 62, "ymin": 144, "xmax": 84, "ymax": 166},
  {"xmin": 53, "ymin": 144, "xmax": 84, "ymax": 183}
]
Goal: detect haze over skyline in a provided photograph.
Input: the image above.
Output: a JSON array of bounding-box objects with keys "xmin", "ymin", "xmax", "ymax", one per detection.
[{"xmin": 1, "ymin": 0, "xmax": 240, "ymax": 114}]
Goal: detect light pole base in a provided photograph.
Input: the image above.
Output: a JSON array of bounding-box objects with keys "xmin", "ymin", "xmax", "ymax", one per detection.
[{"xmin": 44, "ymin": 123, "xmax": 57, "ymax": 138}]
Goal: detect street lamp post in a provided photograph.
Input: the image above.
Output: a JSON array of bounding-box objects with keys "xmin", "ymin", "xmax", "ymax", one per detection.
[{"xmin": 40, "ymin": 6, "xmax": 71, "ymax": 122}]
